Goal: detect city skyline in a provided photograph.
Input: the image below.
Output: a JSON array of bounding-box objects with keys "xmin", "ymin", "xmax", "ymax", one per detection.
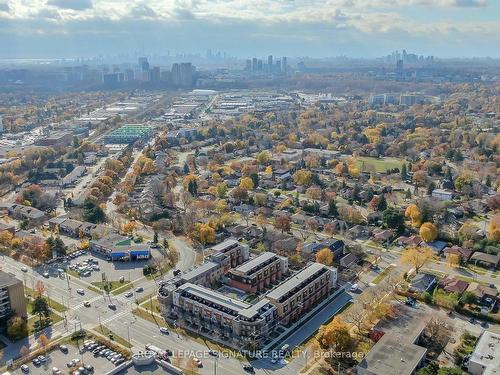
[{"xmin": 0, "ymin": 0, "xmax": 500, "ymax": 58}]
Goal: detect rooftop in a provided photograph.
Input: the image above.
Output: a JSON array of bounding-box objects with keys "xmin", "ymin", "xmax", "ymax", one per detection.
[
  {"xmin": 0, "ymin": 271, "xmax": 22, "ymax": 288},
  {"xmin": 231, "ymin": 252, "xmax": 278, "ymax": 275},
  {"xmin": 469, "ymin": 330, "xmax": 500, "ymax": 375},
  {"xmin": 358, "ymin": 334, "xmax": 427, "ymax": 375},
  {"xmin": 266, "ymin": 263, "xmax": 329, "ymax": 302},
  {"xmin": 177, "ymin": 283, "xmax": 250, "ymax": 314}
]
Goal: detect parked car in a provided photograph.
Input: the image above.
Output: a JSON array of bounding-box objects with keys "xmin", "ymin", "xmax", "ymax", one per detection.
[
  {"xmin": 60, "ymin": 344, "xmax": 68, "ymax": 353},
  {"xmin": 42, "ymin": 272, "xmax": 50, "ymax": 278},
  {"xmin": 125, "ymin": 291, "xmax": 133, "ymax": 298},
  {"xmin": 159, "ymin": 327, "xmax": 169, "ymax": 334},
  {"xmin": 21, "ymin": 364, "xmax": 29, "ymax": 373},
  {"xmin": 243, "ymin": 365, "xmax": 255, "ymax": 373},
  {"xmin": 84, "ymin": 301, "xmax": 91, "ymax": 307},
  {"xmin": 21, "ymin": 266, "xmax": 28, "ymax": 272},
  {"xmin": 349, "ymin": 283, "xmax": 358, "ymax": 292}
]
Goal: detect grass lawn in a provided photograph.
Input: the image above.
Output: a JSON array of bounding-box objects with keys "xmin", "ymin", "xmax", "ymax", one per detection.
[
  {"xmin": 25, "ymin": 293, "xmax": 68, "ymax": 313},
  {"xmin": 145, "ymin": 263, "xmax": 173, "ymax": 280},
  {"xmin": 132, "ymin": 307, "xmax": 167, "ymax": 327},
  {"xmin": 356, "ymin": 156, "xmax": 405, "ymax": 173},
  {"xmin": 93, "ymin": 325, "xmax": 132, "ymax": 348},
  {"xmin": 372, "ymin": 266, "xmax": 395, "ymax": 284},
  {"xmin": 91, "ymin": 281, "xmax": 133, "ymax": 295},
  {"xmin": 66, "ymin": 269, "xmax": 81, "ymax": 279},
  {"xmin": 28, "ymin": 312, "xmax": 64, "ymax": 334},
  {"xmin": 140, "ymin": 297, "xmax": 161, "ymax": 314},
  {"xmin": 466, "ymin": 264, "xmax": 488, "ymax": 275}
]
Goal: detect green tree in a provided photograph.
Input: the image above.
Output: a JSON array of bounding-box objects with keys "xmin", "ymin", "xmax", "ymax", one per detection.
[
  {"xmin": 83, "ymin": 199, "xmax": 105, "ymax": 223},
  {"xmin": 377, "ymin": 195, "xmax": 387, "ymax": 211},
  {"xmin": 401, "ymin": 163, "xmax": 408, "ymax": 180},
  {"xmin": 382, "ymin": 207, "xmax": 404, "ymax": 231},
  {"xmin": 417, "ymin": 362, "xmax": 438, "ymax": 375},
  {"xmin": 32, "ymin": 296, "xmax": 51, "ymax": 328},
  {"xmin": 328, "ymin": 199, "xmax": 339, "ymax": 218},
  {"xmin": 6, "ymin": 315, "xmax": 28, "ymax": 340}
]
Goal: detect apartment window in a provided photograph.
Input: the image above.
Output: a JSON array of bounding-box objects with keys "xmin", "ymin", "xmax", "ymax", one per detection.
[
  {"xmin": 320, "ymin": 278, "xmax": 324, "ymax": 285},
  {"xmin": 284, "ymin": 305, "xmax": 288, "ymax": 312},
  {"xmin": 270, "ymin": 266, "xmax": 274, "ymax": 272},
  {"xmin": 258, "ymin": 274, "xmax": 262, "ymax": 280},
  {"xmin": 264, "ymin": 270, "xmax": 268, "ymax": 276},
  {"xmin": 309, "ymin": 286, "xmax": 313, "ymax": 293}
]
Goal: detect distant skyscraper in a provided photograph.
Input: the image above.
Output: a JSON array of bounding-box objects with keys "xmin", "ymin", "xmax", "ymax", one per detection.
[
  {"xmin": 171, "ymin": 63, "xmax": 181, "ymax": 86},
  {"xmin": 282, "ymin": 56, "xmax": 287, "ymax": 73},
  {"xmin": 267, "ymin": 55, "xmax": 273, "ymax": 72},
  {"xmin": 245, "ymin": 59, "xmax": 252, "ymax": 72},
  {"xmin": 275, "ymin": 60, "xmax": 281, "ymax": 73},
  {"xmin": 396, "ymin": 59, "xmax": 404, "ymax": 75},
  {"xmin": 252, "ymin": 57, "xmax": 258, "ymax": 72},
  {"xmin": 138, "ymin": 57, "xmax": 149, "ymax": 72},
  {"xmin": 206, "ymin": 49, "xmax": 212, "ymax": 59},
  {"xmin": 257, "ymin": 59, "xmax": 263, "ymax": 71},
  {"xmin": 0, "ymin": 113, "xmax": 3, "ymax": 133},
  {"xmin": 124, "ymin": 69, "xmax": 134, "ymax": 82},
  {"xmin": 151, "ymin": 66, "xmax": 161, "ymax": 82},
  {"xmin": 180, "ymin": 62, "xmax": 194, "ymax": 87}
]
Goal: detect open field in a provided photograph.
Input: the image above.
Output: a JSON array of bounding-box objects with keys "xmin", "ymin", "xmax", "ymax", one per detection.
[{"xmin": 356, "ymin": 157, "xmax": 405, "ymax": 173}]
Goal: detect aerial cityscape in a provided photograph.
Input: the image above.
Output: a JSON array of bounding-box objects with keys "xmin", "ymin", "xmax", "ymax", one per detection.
[{"xmin": 0, "ymin": 1, "xmax": 499, "ymax": 375}]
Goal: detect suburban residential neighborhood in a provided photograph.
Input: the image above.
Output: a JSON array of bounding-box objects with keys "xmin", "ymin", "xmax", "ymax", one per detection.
[{"xmin": 0, "ymin": 31, "xmax": 499, "ymax": 375}]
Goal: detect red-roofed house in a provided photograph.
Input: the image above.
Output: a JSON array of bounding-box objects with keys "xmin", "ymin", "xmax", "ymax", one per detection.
[{"xmin": 438, "ymin": 277, "xmax": 469, "ymax": 294}]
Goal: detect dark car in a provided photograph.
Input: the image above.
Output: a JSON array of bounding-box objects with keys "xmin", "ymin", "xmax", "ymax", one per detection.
[
  {"xmin": 173, "ymin": 269, "xmax": 181, "ymax": 276},
  {"xmin": 243, "ymin": 365, "xmax": 255, "ymax": 373}
]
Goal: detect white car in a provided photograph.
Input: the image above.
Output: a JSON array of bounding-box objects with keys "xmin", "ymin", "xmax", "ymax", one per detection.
[
  {"xmin": 21, "ymin": 266, "xmax": 28, "ymax": 272},
  {"xmin": 76, "ymin": 288, "xmax": 85, "ymax": 295},
  {"xmin": 42, "ymin": 272, "xmax": 50, "ymax": 278},
  {"xmin": 349, "ymin": 283, "xmax": 359, "ymax": 292},
  {"xmin": 20, "ymin": 364, "xmax": 29, "ymax": 373},
  {"xmin": 159, "ymin": 327, "xmax": 169, "ymax": 334}
]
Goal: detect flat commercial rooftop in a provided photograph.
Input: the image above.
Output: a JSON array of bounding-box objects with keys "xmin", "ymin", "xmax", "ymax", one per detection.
[
  {"xmin": 469, "ymin": 330, "xmax": 500, "ymax": 375},
  {"xmin": 358, "ymin": 334, "xmax": 427, "ymax": 375}
]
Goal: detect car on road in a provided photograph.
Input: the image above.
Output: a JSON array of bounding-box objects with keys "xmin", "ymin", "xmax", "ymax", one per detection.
[
  {"xmin": 159, "ymin": 327, "xmax": 169, "ymax": 334},
  {"xmin": 349, "ymin": 283, "xmax": 359, "ymax": 292},
  {"xmin": 83, "ymin": 301, "xmax": 91, "ymax": 307},
  {"xmin": 135, "ymin": 287, "xmax": 143, "ymax": 293},
  {"xmin": 21, "ymin": 364, "xmax": 29, "ymax": 373},
  {"xmin": 59, "ymin": 344, "xmax": 68, "ymax": 353},
  {"xmin": 208, "ymin": 350, "xmax": 219, "ymax": 357},
  {"xmin": 77, "ymin": 288, "xmax": 85, "ymax": 295},
  {"xmin": 173, "ymin": 269, "xmax": 181, "ymax": 276},
  {"xmin": 193, "ymin": 358, "xmax": 203, "ymax": 368},
  {"xmin": 42, "ymin": 272, "xmax": 50, "ymax": 278},
  {"xmin": 481, "ymin": 321, "xmax": 488, "ymax": 328},
  {"xmin": 124, "ymin": 291, "xmax": 133, "ymax": 298},
  {"xmin": 108, "ymin": 303, "xmax": 117, "ymax": 310},
  {"xmin": 21, "ymin": 266, "xmax": 28, "ymax": 272},
  {"xmin": 243, "ymin": 365, "xmax": 255, "ymax": 373}
]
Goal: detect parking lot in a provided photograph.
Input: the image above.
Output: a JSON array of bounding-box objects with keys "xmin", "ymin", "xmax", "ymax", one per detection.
[
  {"xmin": 12, "ymin": 340, "xmax": 118, "ymax": 375},
  {"xmin": 45, "ymin": 249, "xmax": 156, "ymax": 284}
]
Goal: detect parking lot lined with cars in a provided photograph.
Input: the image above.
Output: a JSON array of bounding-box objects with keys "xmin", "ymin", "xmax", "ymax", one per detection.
[{"xmin": 13, "ymin": 340, "xmax": 117, "ymax": 375}]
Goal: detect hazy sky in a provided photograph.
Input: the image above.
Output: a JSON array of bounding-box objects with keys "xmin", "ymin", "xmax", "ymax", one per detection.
[{"xmin": 0, "ymin": 0, "xmax": 499, "ymax": 58}]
